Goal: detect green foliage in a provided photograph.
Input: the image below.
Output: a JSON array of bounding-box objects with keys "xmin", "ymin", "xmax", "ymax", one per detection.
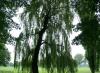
[
  {"xmin": 72, "ymin": 0, "xmax": 100, "ymax": 73},
  {"xmin": 13, "ymin": 0, "xmax": 77, "ymax": 73},
  {"xmin": 74, "ymin": 54, "xmax": 83, "ymax": 65},
  {"xmin": 0, "ymin": 43, "xmax": 10, "ymax": 66},
  {"xmin": 1, "ymin": 0, "xmax": 100, "ymax": 73}
]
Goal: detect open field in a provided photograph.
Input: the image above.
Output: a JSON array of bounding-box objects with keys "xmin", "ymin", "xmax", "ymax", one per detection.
[
  {"xmin": 0, "ymin": 66, "xmax": 14, "ymax": 73},
  {"xmin": 0, "ymin": 66, "xmax": 100, "ymax": 73},
  {"xmin": 77, "ymin": 67, "xmax": 91, "ymax": 73},
  {"xmin": 77, "ymin": 67, "xmax": 99, "ymax": 73}
]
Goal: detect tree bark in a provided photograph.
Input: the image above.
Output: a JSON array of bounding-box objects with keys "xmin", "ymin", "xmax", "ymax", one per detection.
[
  {"xmin": 96, "ymin": 54, "xmax": 99, "ymax": 71},
  {"xmin": 31, "ymin": 9, "xmax": 50, "ymax": 73},
  {"xmin": 88, "ymin": 48, "xmax": 96, "ymax": 73}
]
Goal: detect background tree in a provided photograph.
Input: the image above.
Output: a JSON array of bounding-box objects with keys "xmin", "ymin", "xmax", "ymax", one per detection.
[
  {"xmin": 0, "ymin": 0, "xmax": 28, "ymax": 69},
  {"xmin": 0, "ymin": 43, "xmax": 10, "ymax": 66},
  {"xmin": 74, "ymin": 54, "xmax": 83, "ymax": 66},
  {"xmin": 0, "ymin": 0, "xmax": 17, "ymax": 67},
  {"xmin": 72, "ymin": 0, "xmax": 100, "ymax": 73}
]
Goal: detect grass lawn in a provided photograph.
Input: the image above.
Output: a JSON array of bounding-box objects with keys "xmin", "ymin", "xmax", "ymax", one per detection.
[
  {"xmin": 77, "ymin": 67, "xmax": 91, "ymax": 73},
  {"xmin": 77, "ymin": 67, "xmax": 100, "ymax": 73},
  {"xmin": 0, "ymin": 66, "xmax": 14, "ymax": 73},
  {"xmin": 0, "ymin": 66, "xmax": 100, "ymax": 73}
]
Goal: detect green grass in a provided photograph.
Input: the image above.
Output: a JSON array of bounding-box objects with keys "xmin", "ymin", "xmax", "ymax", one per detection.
[
  {"xmin": 77, "ymin": 67, "xmax": 100, "ymax": 73},
  {"xmin": 77, "ymin": 67, "xmax": 91, "ymax": 73},
  {"xmin": 0, "ymin": 66, "xmax": 100, "ymax": 73},
  {"xmin": 0, "ymin": 66, "xmax": 14, "ymax": 73}
]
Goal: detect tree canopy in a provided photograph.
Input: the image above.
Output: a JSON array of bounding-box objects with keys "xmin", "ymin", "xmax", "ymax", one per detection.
[
  {"xmin": 0, "ymin": 0, "xmax": 100, "ymax": 73},
  {"xmin": 14, "ymin": 0, "xmax": 76, "ymax": 73},
  {"xmin": 73, "ymin": 0, "xmax": 100, "ymax": 73}
]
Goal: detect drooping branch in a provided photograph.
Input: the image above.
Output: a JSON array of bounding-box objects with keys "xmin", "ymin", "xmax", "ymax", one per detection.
[{"xmin": 41, "ymin": 40, "xmax": 64, "ymax": 48}]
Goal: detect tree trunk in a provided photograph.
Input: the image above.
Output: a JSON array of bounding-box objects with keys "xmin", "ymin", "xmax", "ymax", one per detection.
[
  {"xmin": 31, "ymin": 9, "xmax": 50, "ymax": 73},
  {"xmin": 96, "ymin": 54, "xmax": 99, "ymax": 71},
  {"xmin": 89, "ymin": 56, "xmax": 95, "ymax": 73},
  {"xmin": 88, "ymin": 48, "xmax": 96, "ymax": 73}
]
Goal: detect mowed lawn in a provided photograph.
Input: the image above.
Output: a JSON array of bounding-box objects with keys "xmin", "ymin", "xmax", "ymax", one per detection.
[
  {"xmin": 0, "ymin": 66, "xmax": 14, "ymax": 73},
  {"xmin": 77, "ymin": 67, "xmax": 99, "ymax": 73},
  {"xmin": 77, "ymin": 67, "xmax": 91, "ymax": 73},
  {"xmin": 0, "ymin": 66, "xmax": 100, "ymax": 73}
]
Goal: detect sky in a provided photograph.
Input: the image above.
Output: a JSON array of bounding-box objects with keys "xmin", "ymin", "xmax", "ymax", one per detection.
[
  {"xmin": 6, "ymin": 8, "xmax": 85, "ymax": 63},
  {"xmin": 70, "ymin": 13, "xmax": 85, "ymax": 58},
  {"xmin": 70, "ymin": 31, "xmax": 85, "ymax": 58}
]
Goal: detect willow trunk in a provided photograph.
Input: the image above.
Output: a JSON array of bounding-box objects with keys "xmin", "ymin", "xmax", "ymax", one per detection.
[{"xmin": 31, "ymin": 10, "xmax": 50, "ymax": 73}]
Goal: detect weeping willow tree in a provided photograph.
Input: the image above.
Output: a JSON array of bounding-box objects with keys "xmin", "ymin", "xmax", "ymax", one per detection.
[
  {"xmin": 0, "ymin": 0, "xmax": 28, "ymax": 45},
  {"xmin": 13, "ymin": 0, "xmax": 77, "ymax": 73},
  {"xmin": 72, "ymin": 0, "xmax": 100, "ymax": 73},
  {"xmin": 0, "ymin": 0, "xmax": 24, "ymax": 67},
  {"xmin": 0, "ymin": 0, "xmax": 30, "ymax": 69},
  {"xmin": 0, "ymin": 0, "xmax": 13, "ymax": 43}
]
